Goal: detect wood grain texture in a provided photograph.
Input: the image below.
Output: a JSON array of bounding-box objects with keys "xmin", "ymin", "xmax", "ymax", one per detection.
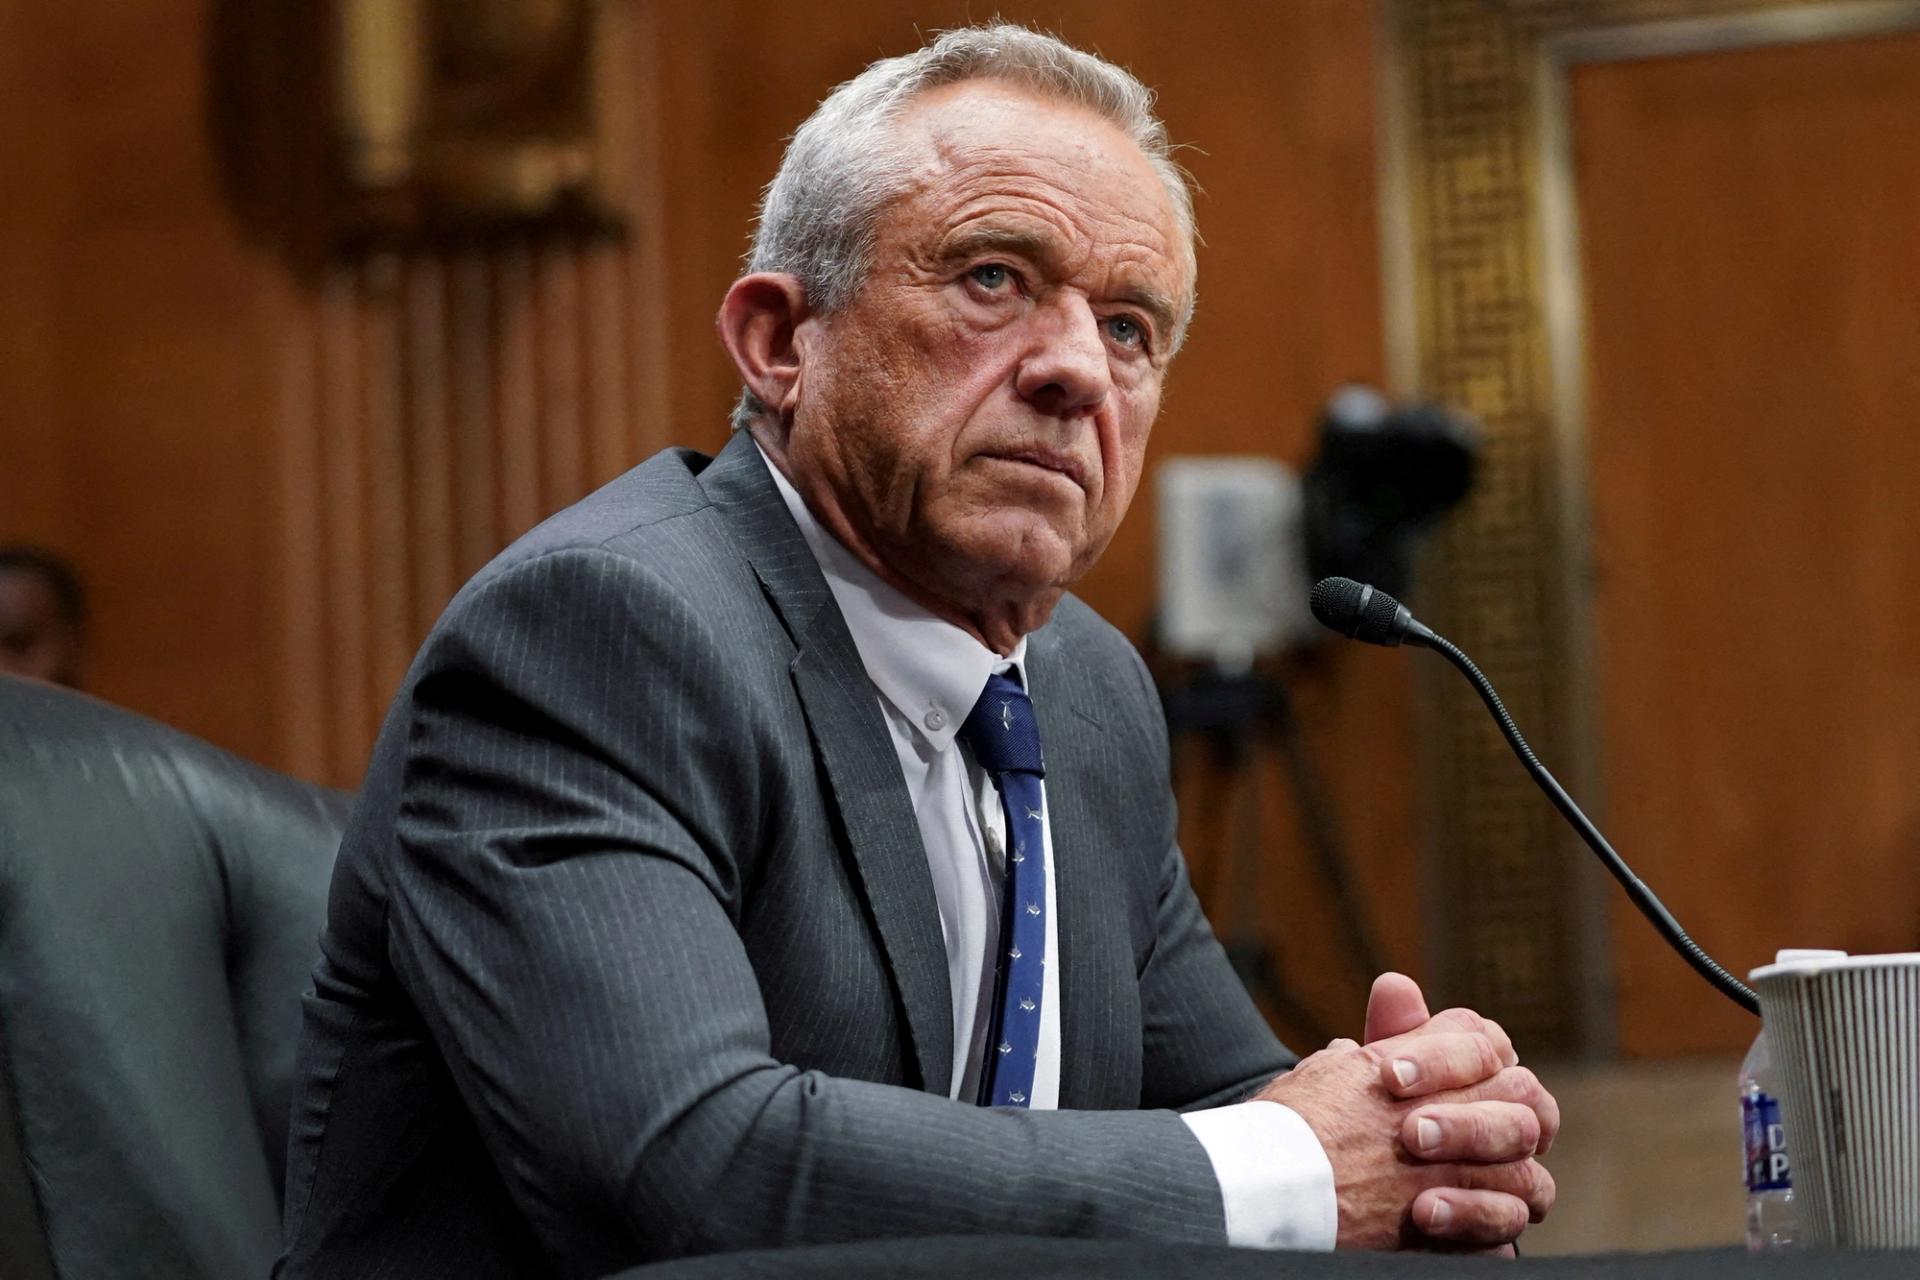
[
  {"xmin": 1, "ymin": 0, "xmax": 286, "ymax": 759},
  {"xmin": 1572, "ymin": 30, "xmax": 1920, "ymax": 1055},
  {"xmin": 0, "ymin": 2, "xmax": 68, "ymax": 546},
  {"xmin": 0, "ymin": 0, "xmax": 1418, "ymax": 1038},
  {"xmin": 273, "ymin": 239, "xmax": 658, "ymax": 787}
]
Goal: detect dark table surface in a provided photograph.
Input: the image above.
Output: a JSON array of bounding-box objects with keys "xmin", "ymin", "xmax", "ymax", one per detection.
[{"xmin": 620, "ymin": 1237, "xmax": 1912, "ymax": 1279}]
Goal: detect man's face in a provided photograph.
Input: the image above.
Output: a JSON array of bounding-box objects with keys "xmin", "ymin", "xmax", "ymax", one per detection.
[
  {"xmin": 0, "ymin": 569, "xmax": 81, "ymax": 687},
  {"xmin": 777, "ymin": 79, "xmax": 1189, "ymax": 641}
]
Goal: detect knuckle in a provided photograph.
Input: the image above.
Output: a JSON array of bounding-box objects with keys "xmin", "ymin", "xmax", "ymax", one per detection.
[
  {"xmin": 1482, "ymin": 1105, "xmax": 1512, "ymax": 1151},
  {"xmin": 1532, "ymin": 1163, "xmax": 1559, "ymax": 1219},
  {"xmin": 1468, "ymin": 1158, "xmax": 1534, "ymax": 1196},
  {"xmin": 1518, "ymin": 1158, "xmax": 1547, "ymax": 1196},
  {"xmin": 1471, "ymin": 1103, "xmax": 1533, "ymax": 1156},
  {"xmin": 1516, "ymin": 1107, "xmax": 1543, "ymax": 1153},
  {"xmin": 1446, "ymin": 1034, "xmax": 1499, "ymax": 1084},
  {"xmin": 1463, "ymin": 1108, "xmax": 1491, "ymax": 1151},
  {"xmin": 1454, "ymin": 1191, "xmax": 1527, "ymax": 1241},
  {"xmin": 1502, "ymin": 1064, "xmax": 1541, "ymax": 1099},
  {"xmin": 1303, "ymin": 1038, "xmax": 1361, "ymax": 1072},
  {"xmin": 1536, "ymin": 1091, "xmax": 1562, "ymax": 1130}
]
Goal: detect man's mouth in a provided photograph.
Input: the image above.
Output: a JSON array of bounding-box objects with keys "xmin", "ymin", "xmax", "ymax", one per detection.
[{"xmin": 985, "ymin": 447, "xmax": 1088, "ymax": 491}]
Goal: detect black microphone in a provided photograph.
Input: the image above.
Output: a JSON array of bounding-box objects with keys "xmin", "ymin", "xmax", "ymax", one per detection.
[
  {"xmin": 1310, "ymin": 575, "xmax": 1759, "ymax": 1016},
  {"xmin": 1309, "ymin": 576, "xmax": 1436, "ymax": 648}
]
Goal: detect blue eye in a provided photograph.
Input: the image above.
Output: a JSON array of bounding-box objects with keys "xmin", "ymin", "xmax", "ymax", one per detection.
[
  {"xmin": 1104, "ymin": 315, "xmax": 1147, "ymax": 350},
  {"xmin": 969, "ymin": 263, "xmax": 1013, "ymax": 290}
]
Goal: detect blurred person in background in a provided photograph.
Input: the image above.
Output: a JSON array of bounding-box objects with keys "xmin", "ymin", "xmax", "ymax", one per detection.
[{"xmin": 0, "ymin": 546, "xmax": 87, "ymax": 689}]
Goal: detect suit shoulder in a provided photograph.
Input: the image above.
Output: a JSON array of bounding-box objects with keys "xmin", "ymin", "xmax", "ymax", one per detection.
[
  {"xmin": 1044, "ymin": 592, "xmax": 1131, "ymax": 647},
  {"xmin": 1030, "ymin": 594, "xmax": 1163, "ymax": 743},
  {"xmin": 1040, "ymin": 594, "xmax": 1153, "ymax": 687},
  {"xmin": 432, "ymin": 447, "xmax": 761, "ymax": 633},
  {"xmin": 472, "ymin": 447, "xmax": 718, "ymax": 579}
]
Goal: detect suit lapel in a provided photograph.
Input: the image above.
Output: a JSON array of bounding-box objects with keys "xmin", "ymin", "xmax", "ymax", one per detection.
[
  {"xmin": 700, "ymin": 435, "xmax": 955, "ymax": 1097},
  {"xmin": 1026, "ymin": 631, "xmax": 1127, "ymax": 1110}
]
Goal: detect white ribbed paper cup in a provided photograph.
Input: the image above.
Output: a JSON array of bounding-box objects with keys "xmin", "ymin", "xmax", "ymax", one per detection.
[{"xmin": 1751, "ymin": 952, "xmax": 1920, "ymax": 1248}]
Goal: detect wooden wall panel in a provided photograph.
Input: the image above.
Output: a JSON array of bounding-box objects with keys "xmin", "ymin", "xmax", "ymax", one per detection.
[
  {"xmin": 1381, "ymin": 0, "xmax": 1920, "ymax": 1057},
  {"xmin": 0, "ymin": 1, "xmax": 679, "ymax": 785},
  {"xmin": 0, "ymin": 2, "xmax": 69, "ymax": 545},
  {"xmin": 0, "ymin": 0, "xmax": 289, "ymax": 755},
  {"xmin": 1573, "ymin": 31, "xmax": 1920, "ymax": 1055},
  {"xmin": 280, "ymin": 239, "xmax": 668, "ymax": 784},
  {"xmin": 1, "ymin": 0, "xmax": 1415, "ymax": 1044}
]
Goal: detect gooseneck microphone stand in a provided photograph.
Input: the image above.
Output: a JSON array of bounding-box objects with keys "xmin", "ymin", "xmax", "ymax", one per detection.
[{"xmin": 1309, "ymin": 576, "xmax": 1760, "ymax": 1016}]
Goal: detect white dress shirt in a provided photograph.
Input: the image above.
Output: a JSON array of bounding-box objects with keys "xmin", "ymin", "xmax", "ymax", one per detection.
[{"xmin": 762, "ymin": 447, "xmax": 1336, "ymax": 1250}]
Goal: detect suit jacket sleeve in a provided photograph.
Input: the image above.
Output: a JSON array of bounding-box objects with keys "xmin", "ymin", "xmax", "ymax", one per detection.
[{"xmin": 383, "ymin": 546, "xmax": 1231, "ymax": 1275}]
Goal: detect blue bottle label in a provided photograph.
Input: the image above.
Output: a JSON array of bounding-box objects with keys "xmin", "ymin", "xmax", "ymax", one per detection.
[{"xmin": 1744, "ymin": 1091, "xmax": 1791, "ymax": 1192}]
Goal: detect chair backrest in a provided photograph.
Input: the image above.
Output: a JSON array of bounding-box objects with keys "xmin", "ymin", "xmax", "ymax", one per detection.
[{"xmin": 0, "ymin": 676, "xmax": 350, "ymax": 1280}]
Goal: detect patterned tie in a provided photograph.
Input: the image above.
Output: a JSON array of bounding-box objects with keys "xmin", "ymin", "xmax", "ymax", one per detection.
[{"xmin": 957, "ymin": 671, "xmax": 1047, "ymax": 1108}]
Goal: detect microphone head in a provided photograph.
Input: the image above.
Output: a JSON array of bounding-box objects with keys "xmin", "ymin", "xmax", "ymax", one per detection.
[{"xmin": 1310, "ymin": 576, "xmax": 1412, "ymax": 647}]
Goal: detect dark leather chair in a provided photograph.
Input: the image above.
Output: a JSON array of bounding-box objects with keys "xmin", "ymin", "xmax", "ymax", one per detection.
[{"xmin": 0, "ymin": 676, "xmax": 349, "ymax": 1280}]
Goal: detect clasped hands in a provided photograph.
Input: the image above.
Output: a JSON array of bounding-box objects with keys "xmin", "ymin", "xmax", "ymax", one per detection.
[{"xmin": 1255, "ymin": 973, "xmax": 1559, "ymax": 1252}]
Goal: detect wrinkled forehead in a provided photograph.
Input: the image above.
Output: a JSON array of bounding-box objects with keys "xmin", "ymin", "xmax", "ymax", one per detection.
[{"xmin": 889, "ymin": 79, "xmax": 1196, "ymax": 309}]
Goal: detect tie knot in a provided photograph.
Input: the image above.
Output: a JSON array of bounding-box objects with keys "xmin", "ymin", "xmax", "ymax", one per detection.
[{"xmin": 958, "ymin": 672, "xmax": 1045, "ymax": 777}]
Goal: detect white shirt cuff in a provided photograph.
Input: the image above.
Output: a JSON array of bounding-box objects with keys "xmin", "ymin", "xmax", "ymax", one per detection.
[{"xmin": 1181, "ymin": 1100, "xmax": 1338, "ymax": 1251}]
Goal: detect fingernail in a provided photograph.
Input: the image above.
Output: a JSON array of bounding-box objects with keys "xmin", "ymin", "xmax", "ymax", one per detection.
[
  {"xmin": 1392, "ymin": 1059, "xmax": 1420, "ymax": 1089},
  {"xmin": 1426, "ymin": 1198, "xmax": 1453, "ymax": 1230},
  {"xmin": 1415, "ymin": 1117, "xmax": 1442, "ymax": 1154}
]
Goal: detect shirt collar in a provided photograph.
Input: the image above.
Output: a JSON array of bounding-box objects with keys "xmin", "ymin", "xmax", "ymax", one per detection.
[{"xmin": 757, "ymin": 440, "xmax": 1026, "ymax": 752}]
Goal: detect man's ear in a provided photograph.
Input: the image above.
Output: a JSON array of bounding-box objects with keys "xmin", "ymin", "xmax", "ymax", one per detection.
[{"xmin": 717, "ymin": 273, "xmax": 813, "ymax": 419}]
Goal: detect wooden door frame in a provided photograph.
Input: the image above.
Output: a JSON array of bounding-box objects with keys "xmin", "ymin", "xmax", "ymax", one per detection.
[{"xmin": 1374, "ymin": 0, "xmax": 1920, "ymax": 1056}]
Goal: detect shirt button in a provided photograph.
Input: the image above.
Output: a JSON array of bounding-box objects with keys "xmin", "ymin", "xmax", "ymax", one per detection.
[{"xmin": 923, "ymin": 707, "xmax": 947, "ymax": 731}]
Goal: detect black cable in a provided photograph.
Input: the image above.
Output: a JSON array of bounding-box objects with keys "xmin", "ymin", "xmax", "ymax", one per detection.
[{"xmin": 1422, "ymin": 631, "xmax": 1760, "ymax": 1017}]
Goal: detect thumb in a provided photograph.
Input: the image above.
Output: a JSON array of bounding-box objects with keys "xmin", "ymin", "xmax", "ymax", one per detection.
[{"xmin": 1363, "ymin": 971, "xmax": 1430, "ymax": 1043}]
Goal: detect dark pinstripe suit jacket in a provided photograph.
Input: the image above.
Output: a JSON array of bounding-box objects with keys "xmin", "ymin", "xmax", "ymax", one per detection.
[{"xmin": 277, "ymin": 433, "xmax": 1293, "ymax": 1279}]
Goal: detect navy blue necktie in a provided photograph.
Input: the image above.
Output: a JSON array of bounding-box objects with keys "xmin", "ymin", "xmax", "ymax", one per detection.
[{"xmin": 958, "ymin": 671, "xmax": 1047, "ymax": 1108}]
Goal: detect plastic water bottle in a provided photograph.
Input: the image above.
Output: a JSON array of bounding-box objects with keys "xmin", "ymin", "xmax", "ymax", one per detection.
[
  {"xmin": 1741, "ymin": 1027, "xmax": 1794, "ymax": 1249},
  {"xmin": 1742, "ymin": 948, "xmax": 1846, "ymax": 1251}
]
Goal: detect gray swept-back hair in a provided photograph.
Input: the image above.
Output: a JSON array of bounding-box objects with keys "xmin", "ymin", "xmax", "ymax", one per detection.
[{"xmin": 730, "ymin": 23, "xmax": 1196, "ymax": 430}]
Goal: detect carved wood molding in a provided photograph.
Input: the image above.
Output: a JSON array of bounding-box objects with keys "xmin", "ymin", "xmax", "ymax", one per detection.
[
  {"xmin": 268, "ymin": 6, "xmax": 673, "ymax": 785},
  {"xmin": 213, "ymin": 0, "xmax": 631, "ymax": 270},
  {"xmin": 1378, "ymin": 0, "xmax": 1919, "ymax": 1052}
]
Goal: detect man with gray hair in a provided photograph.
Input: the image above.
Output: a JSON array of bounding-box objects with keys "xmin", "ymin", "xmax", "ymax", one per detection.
[{"xmin": 280, "ymin": 24, "xmax": 1556, "ymax": 1277}]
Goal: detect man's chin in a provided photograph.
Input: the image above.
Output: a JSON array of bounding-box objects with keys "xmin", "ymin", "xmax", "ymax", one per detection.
[
  {"xmin": 956, "ymin": 530, "xmax": 1082, "ymax": 598},
  {"xmin": 896, "ymin": 545, "xmax": 1070, "ymax": 623}
]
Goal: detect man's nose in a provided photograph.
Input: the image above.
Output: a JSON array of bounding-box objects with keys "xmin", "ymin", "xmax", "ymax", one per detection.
[{"xmin": 1014, "ymin": 297, "xmax": 1111, "ymax": 418}]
